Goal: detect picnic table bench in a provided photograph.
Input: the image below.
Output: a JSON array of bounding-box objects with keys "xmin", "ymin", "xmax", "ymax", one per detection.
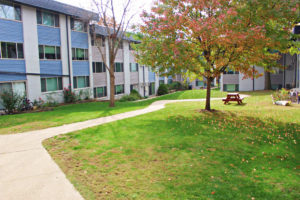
[{"xmin": 222, "ymin": 93, "xmax": 244, "ymax": 105}]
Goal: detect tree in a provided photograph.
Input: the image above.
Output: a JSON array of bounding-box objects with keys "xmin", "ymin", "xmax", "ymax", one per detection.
[
  {"xmin": 137, "ymin": 0, "xmax": 299, "ymax": 111},
  {"xmin": 91, "ymin": 0, "xmax": 134, "ymax": 107}
]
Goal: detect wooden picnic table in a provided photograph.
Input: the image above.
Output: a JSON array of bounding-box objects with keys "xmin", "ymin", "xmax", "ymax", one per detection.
[{"xmin": 222, "ymin": 93, "xmax": 244, "ymax": 105}]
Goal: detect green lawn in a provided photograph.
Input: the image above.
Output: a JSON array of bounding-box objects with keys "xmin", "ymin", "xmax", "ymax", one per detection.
[
  {"xmin": 44, "ymin": 92, "xmax": 300, "ymax": 200},
  {"xmin": 0, "ymin": 89, "xmax": 226, "ymax": 134}
]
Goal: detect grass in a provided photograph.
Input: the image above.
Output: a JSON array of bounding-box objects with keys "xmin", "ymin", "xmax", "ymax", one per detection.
[
  {"xmin": 0, "ymin": 89, "xmax": 226, "ymax": 134},
  {"xmin": 44, "ymin": 92, "xmax": 300, "ymax": 200}
]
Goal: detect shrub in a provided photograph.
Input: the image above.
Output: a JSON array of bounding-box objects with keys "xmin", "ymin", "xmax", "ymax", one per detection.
[
  {"xmin": 44, "ymin": 95, "xmax": 59, "ymax": 107},
  {"xmin": 119, "ymin": 90, "xmax": 142, "ymax": 102},
  {"xmin": 168, "ymin": 81, "xmax": 188, "ymax": 91},
  {"xmin": 157, "ymin": 84, "xmax": 169, "ymax": 96},
  {"xmin": 130, "ymin": 89, "xmax": 142, "ymax": 99},
  {"xmin": 33, "ymin": 98, "xmax": 45, "ymax": 108},
  {"xmin": 0, "ymin": 90, "xmax": 23, "ymax": 114},
  {"xmin": 119, "ymin": 94, "xmax": 139, "ymax": 102},
  {"xmin": 63, "ymin": 87, "xmax": 76, "ymax": 103},
  {"xmin": 272, "ymin": 88, "xmax": 291, "ymax": 101}
]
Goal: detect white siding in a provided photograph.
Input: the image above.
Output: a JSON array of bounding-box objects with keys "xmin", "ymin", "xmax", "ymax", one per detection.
[{"xmin": 22, "ymin": 6, "xmax": 41, "ymax": 101}]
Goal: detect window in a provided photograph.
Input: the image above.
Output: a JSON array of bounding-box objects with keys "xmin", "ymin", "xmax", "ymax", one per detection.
[
  {"xmin": 130, "ymin": 63, "xmax": 138, "ymax": 72},
  {"xmin": 73, "ymin": 76, "xmax": 90, "ymax": 89},
  {"xmin": 271, "ymin": 84, "xmax": 282, "ymax": 90},
  {"xmin": 118, "ymin": 41, "xmax": 123, "ymax": 49},
  {"xmin": 92, "ymin": 36, "xmax": 105, "ymax": 47},
  {"xmin": 0, "ymin": 82, "xmax": 25, "ymax": 94},
  {"xmin": 115, "ymin": 84, "xmax": 124, "ymax": 95},
  {"xmin": 159, "ymin": 80, "xmax": 164, "ymax": 85},
  {"xmin": 36, "ymin": 10, "xmax": 59, "ymax": 27},
  {"xmin": 223, "ymin": 84, "xmax": 239, "ymax": 92},
  {"xmin": 72, "ymin": 48, "xmax": 88, "ymax": 60},
  {"xmin": 0, "ymin": 42, "xmax": 24, "ymax": 59},
  {"xmin": 92, "ymin": 62, "xmax": 106, "ymax": 73},
  {"xmin": 71, "ymin": 18, "xmax": 87, "ymax": 32},
  {"xmin": 39, "ymin": 45, "xmax": 61, "ymax": 60},
  {"xmin": 41, "ymin": 77, "xmax": 62, "ymax": 92},
  {"xmin": 114, "ymin": 63, "xmax": 124, "ymax": 72},
  {"xmin": 196, "ymin": 80, "xmax": 204, "ymax": 87},
  {"xmin": 0, "ymin": 1, "xmax": 21, "ymax": 21},
  {"xmin": 129, "ymin": 43, "xmax": 134, "ymax": 50},
  {"xmin": 168, "ymin": 79, "xmax": 173, "ymax": 84},
  {"xmin": 224, "ymin": 69, "xmax": 239, "ymax": 74},
  {"xmin": 149, "ymin": 82, "xmax": 155, "ymax": 95},
  {"xmin": 94, "ymin": 86, "xmax": 107, "ymax": 98}
]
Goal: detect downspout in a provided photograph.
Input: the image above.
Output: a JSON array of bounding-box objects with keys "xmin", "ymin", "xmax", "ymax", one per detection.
[{"xmin": 66, "ymin": 15, "xmax": 72, "ymax": 87}]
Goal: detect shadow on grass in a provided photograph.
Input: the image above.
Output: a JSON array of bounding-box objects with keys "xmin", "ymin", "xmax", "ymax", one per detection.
[{"xmin": 62, "ymin": 109, "xmax": 299, "ymax": 200}]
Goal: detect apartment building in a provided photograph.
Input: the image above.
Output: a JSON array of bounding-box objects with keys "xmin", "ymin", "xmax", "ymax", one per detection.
[
  {"xmin": 220, "ymin": 53, "xmax": 299, "ymax": 92},
  {"xmin": 0, "ymin": 0, "xmax": 98, "ymax": 108},
  {"xmin": 0, "ymin": 0, "xmax": 164, "ymax": 109},
  {"xmin": 220, "ymin": 25, "xmax": 300, "ymax": 92},
  {"xmin": 91, "ymin": 25, "xmax": 163, "ymax": 99}
]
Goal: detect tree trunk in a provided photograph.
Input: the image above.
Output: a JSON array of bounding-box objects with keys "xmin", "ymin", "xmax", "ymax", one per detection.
[
  {"xmin": 205, "ymin": 78, "xmax": 212, "ymax": 111},
  {"xmin": 264, "ymin": 71, "xmax": 271, "ymax": 90},
  {"xmin": 109, "ymin": 73, "xmax": 115, "ymax": 107}
]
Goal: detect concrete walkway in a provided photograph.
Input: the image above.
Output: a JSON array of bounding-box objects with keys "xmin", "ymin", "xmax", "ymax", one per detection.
[{"xmin": 0, "ymin": 97, "xmax": 238, "ymax": 200}]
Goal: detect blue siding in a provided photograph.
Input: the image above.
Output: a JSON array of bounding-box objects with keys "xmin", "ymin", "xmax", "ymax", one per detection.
[
  {"xmin": 0, "ymin": 19, "xmax": 23, "ymax": 43},
  {"xmin": 37, "ymin": 25, "xmax": 61, "ymax": 46},
  {"xmin": 149, "ymin": 71, "xmax": 156, "ymax": 82},
  {"xmin": 0, "ymin": 60, "xmax": 26, "ymax": 81},
  {"xmin": 159, "ymin": 76, "xmax": 164, "ymax": 81},
  {"xmin": 71, "ymin": 31, "xmax": 88, "ymax": 49},
  {"xmin": 72, "ymin": 61, "xmax": 90, "ymax": 76},
  {"xmin": 40, "ymin": 60, "xmax": 62, "ymax": 76}
]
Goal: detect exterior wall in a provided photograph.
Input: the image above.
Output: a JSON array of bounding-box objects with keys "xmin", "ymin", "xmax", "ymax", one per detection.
[
  {"xmin": 66, "ymin": 16, "xmax": 74, "ymax": 90},
  {"xmin": 155, "ymin": 73, "xmax": 159, "ymax": 93},
  {"xmin": 270, "ymin": 74, "xmax": 283, "ymax": 85},
  {"xmin": 93, "ymin": 73, "xmax": 107, "ymax": 87},
  {"xmin": 0, "ymin": 60, "xmax": 26, "ymax": 81},
  {"xmin": 138, "ymin": 65, "xmax": 145, "ymax": 96},
  {"xmin": 105, "ymin": 38, "xmax": 110, "ymax": 99},
  {"xmin": 0, "ymin": 12, "xmax": 25, "ymax": 83},
  {"xmin": 115, "ymin": 72, "xmax": 125, "ymax": 85},
  {"xmin": 87, "ymin": 26, "xmax": 94, "ymax": 99},
  {"xmin": 22, "ymin": 5, "xmax": 41, "ymax": 101},
  {"xmin": 144, "ymin": 66, "xmax": 149, "ymax": 96},
  {"xmin": 223, "ymin": 74, "xmax": 239, "ymax": 84},
  {"xmin": 115, "ymin": 49, "xmax": 124, "ymax": 62},
  {"xmin": 37, "ymin": 25, "xmax": 61, "ymax": 46},
  {"xmin": 130, "ymin": 72, "xmax": 139, "ymax": 84},
  {"xmin": 92, "ymin": 46, "xmax": 105, "ymax": 62},
  {"xmin": 72, "ymin": 61, "xmax": 90, "ymax": 76},
  {"xmin": 298, "ymin": 54, "xmax": 300, "ymax": 88},
  {"xmin": 71, "ymin": 31, "xmax": 89, "ymax": 49},
  {"xmin": 148, "ymin": 68, "xmax": 156, "ymax": 82},
  {"xmin": 123, "ymin": 41, "xmax": 130, "ymax": 94},
  {"xmin": 60, "ymin": 14, "xmax": 71, "ymax": 89},
  {"xmin": 0, "ymin": 4, "xmax": 96, "ymax": 105},
  {"xmin": 239, "ymin": 74, "xmax": 253, "ymax": 91},
  {"xmin": 0, "ymin": 19, "xmax": 23, "ymax": 43},
  {"xmin": 254, "ymin": 66, "xmax": 265, "ymax": 90},
  {"xmin": 40, "ymin": 61, "xmax": 62, "ymax": 75}
]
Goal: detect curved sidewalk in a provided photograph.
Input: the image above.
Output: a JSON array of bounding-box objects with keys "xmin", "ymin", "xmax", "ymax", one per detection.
[{"xmin": 0, "ymin": 97, "xmax": 234, "ymax": 200}]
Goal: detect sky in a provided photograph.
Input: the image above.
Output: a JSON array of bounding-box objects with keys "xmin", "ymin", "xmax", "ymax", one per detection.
[{"xmin": 56, "ymin": 0, "xmax": 154, "ymax": 26}]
